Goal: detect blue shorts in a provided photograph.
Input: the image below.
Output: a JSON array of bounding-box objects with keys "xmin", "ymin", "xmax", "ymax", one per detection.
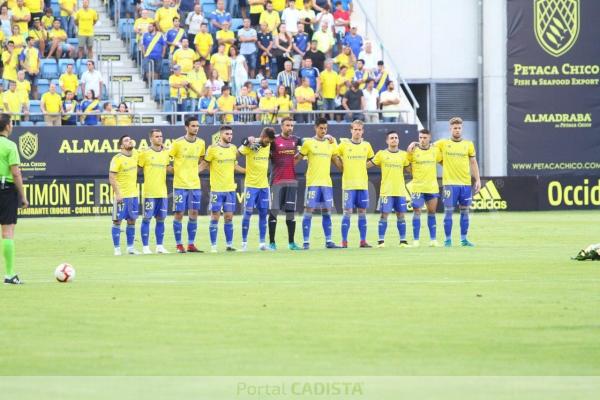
[
  {"xmin": 210, "ymin": 191, "xmax": 237, "ymax": 213},
  {"xmin": 244, "ymin": 187, "xmax": 270, "ymax": 211},
  {"xmin": 304, "ymin": 186, "xmax": 334, "ymax": 209},
  {"xmin": 410, "ymin": 193, "xmax": 440, "ymax": 209},
  {"xmin": 173, "ymin": 189, "xmax": 202, "ymax": 212},
  {"xmin": 112, "ymin": 197, "xmax": 139, "ymax": 221},
  {"xmin": 143, "ymin": 197, "xmax": 168, "ymax": 219},
  {"xmin": 378, "ymin": 196, "xmax": 407, "ymax": 214},
  {"xmin": 343, "ymin": 189, "xmax": 369, "ymax": 210},
  {"xmin": 443, "ymin": 185, "xmax": 472, "ymax": 208}
]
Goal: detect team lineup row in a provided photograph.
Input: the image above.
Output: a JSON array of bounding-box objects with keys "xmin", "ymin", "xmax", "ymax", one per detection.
[{"xmin": 108, "ymin": 116, "xmax": 481, "ymax": 255}]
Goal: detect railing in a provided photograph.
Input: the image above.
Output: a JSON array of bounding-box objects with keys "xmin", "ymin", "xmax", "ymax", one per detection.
[{"xmin": 354, "ymin": 0, "xmax": 420, "ymax": 125}]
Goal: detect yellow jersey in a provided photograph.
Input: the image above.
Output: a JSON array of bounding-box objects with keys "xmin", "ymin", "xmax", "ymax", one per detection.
[
  {"xmin": 337, "ymin": 139, "xmax": 374, "ymax": 190},
  {"xmin": 138, "ymin": 147, "xmax": 170, "ymax": 198},
  {"xmin": 49, "ymin": 28, "xmax": 67, "ymax": 41},
  {"xmin": 299, "ymin": 137, "xmax": 338, "ymax": 187},
  {"xmin": 75, "ymin": 8, "xmax": 98, "ymax": 36},
  {"xmin": 294, "ymin": 86, "xmax": 314, "ymax": 111},
  {"xmin": 101, "ymin": 113, "xmax": 116, "ymax": 126},
  {"xmin": 12, "ymin": 7, "xmax": 30, "ymax": 34},
  {"xmin": 22, "ymin": 47, "xmax": 41, "ymax": 74},
  {"xmin": 217, "ymin": 95, "xmax": 236, "ymax": 123},
  {"xmin": 25, "ymin": 0, "xmax": 43, "ymax": 13},
  {"xmin": 3, "ymin": 91, "xmax": 24, "ymax": 120},
  {"xmin": 59, "ymin": 72, "xmax": 79, "ymax": 94},
  {"xmin": 194, "ymin": 32, "xmax": 213, "ymax": 59},
  {"xmin": 275, "ymin": 95, "xmax": 293, "ymax": 118},
  {"xmin": 168, "ymin": 74, "xmax": 188, "ymax": 98},
  {"xmin": 259, "ymin": 10, "xmax": 280, "ymax": 32},
  {"xmin": 239, "ymin": 144, "xmax": 270, "ymax": 189},
  {"xmin": 372, "ymin": 149, "xmax": 410, "ymax": 197},
  {"xmin": 133, "ymin": 17, "xmax": 153, "ymax": 41},
  {"xmin": 59, "ymin": 0, "xmax": 77, "ymax": 17},
  {"xmin": 272, "ymin": 0, "xmax": 286, "ymax": 12},
  {"xmin": 216, "ymin": 29, "xmax": 235, "ymax": 56},
  {"xmin": 41, "ymin": 92, "xmax": 62, "ymax": 113},
  {"xmin": 169, "ymin": 136, "xmax": 206, "ymax": 189},
  {"xmin": 172, "ymin": 48, "xmax": 196, "ymax": 74},
  {"xmin": 109, "ymin": 152, "xmax": 139, "ymax": 198},
  {"xmin": 186, "ymin": 69, "xmax": 207, "ymax": 99},
  {"xmin": 210, "ymin": 53, "xmax": 230, "ymax": 82},
  {"xmin": 435, "ymin": 139, "xmax": 475, "ymax": 186},
  {"xmin": 15, "ymin": 80, "xmax": 31, "ymax": 103},
  {"xmin": 249, "ymin": 2, "xmax": 264, "ymax": 14},
  {"xmin": 41, "ymin": 16, "xmax": 54, "ymax": 30},
  {"xmin": 116, "ymin": 114, "xmax": 133, "ymax": 126},
  {"xmin": 205, "ymin": 144, "xmax": 238, "ymax": 192},
  {"xmin": 9, "ymin": 35, "xmax": 25, "ymax": 49},
  {"xmin": 155, "ymin": 6, "xmax": 179, "ymax": 32},
  {"xmin": 258, "ymin": 95, "xmax": 277, "ymax": 123},
  {"xmin": 407, "ymin": 145, "xmax": 442, "ymax": 194},
  {"xmin": 320, "ymin": 69, "xmax": 339, "ymax": 99},
  {"xmin": 1, "ymin": 51, "xmax": 19, "ymax": 82}
]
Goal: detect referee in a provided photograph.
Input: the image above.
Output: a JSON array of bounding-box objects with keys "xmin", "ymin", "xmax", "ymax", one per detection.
[{"xmin": 0, "ymin": 113, "xmax": 28, "ymax": 285}]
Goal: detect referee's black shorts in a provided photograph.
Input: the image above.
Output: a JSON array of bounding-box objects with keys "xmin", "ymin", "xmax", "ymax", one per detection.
[
  {"xmin": 271, "ymin": 183, "xmax": 298, "ymax": 212},
  {"xmin": 0, "ymin": 184, "xmax": 18, "ymax": 225}
]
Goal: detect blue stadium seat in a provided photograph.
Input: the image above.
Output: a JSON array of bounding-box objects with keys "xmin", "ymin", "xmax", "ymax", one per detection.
[
  {"xmin": 160, "ymin": 59, "xmax": 171, "ymax": 80},
  {"xmin": 203, "ymin": 3, "xmax": 217, "ymax": 15},
  {"xmin": 67, "ymin": 37, "xmax": 79, "ymax": 48},
  {"xmin": 152, "ymin": 79, "xmax": 169, "ymax": 102},
  {"xmin": 35, "ymin": 121, "xmax": 47, "ymax": 126},
  {"xmin": 58, "ymin": 58, "xmax": 76, "ymax": 75},
  {"xmin": 37, "ymin": 79, "xmax": 50, "ymax": 96},
  {"xmin": 28, "ymin": 100, "xmax": 43, "ymax": 123},
  {"xmin": 119, "ymin": 18, "xmax": 134, "ymax": 40},
  {"xmin": 129, "ymin": 40, "xmax": 138, "ymax": 59},
  {"xmin": 76, "ymin": 58, "xmax": 89, "ymax": 77},
  {"xmin": 100, "ymin": 83, "xmax": 109, "ymax": 101},
  {"xmin": 267, "ymin": 79, "xmax": 278, "ymax": 93},
  {"xmin": 163, "ymin": 99, "xmax": 176, "ymax": 113},
  {"xmin": 19, "ymin": 121, "xmax": 34, "ymax": 127},
  {"xmin": 40, "ymin": 59, "xmax": 59, "ymax": 79},
  {"xmin": 231, "ymin": 18, "xmax": 243, "ymax": 30}
]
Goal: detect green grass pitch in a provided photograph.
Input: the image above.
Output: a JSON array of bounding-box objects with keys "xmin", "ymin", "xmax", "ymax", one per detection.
[{"xmin": 1, "ymin": 211, "xmax": 599, "ymax": 397}]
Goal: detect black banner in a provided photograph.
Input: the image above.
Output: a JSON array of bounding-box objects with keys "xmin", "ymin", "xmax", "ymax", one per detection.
[
  {"xmin": 11, "ymin": 124, "xmax": 416, "ymax": 178},
  {"xmin": 507, "ymin": 0, "xmax": 600, "ymax": 176}
]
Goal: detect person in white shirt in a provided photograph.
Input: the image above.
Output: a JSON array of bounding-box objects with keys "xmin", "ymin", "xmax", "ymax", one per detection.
[
  {"xmin": 80, "ymin": 60, "xmax": 103, "ymax": 99},
  {"xmin": 185, "ymin": 4, "xmax": 205, "ymax": 49},
  {"xmin": 315, "ymin": 4, "xmax": 334, "ymax": 34},
  {"xmin": 379, "ymin": 81, "xmax": 404, "ymax": 123},
  {"xmin": 281, "ymin": 0, "xmax": 300, "ymax": 35},
  {"xmin": 362, "ymin": 78, "xmax": 379, "ymax": 123},
  {"xmin": 358, "ymin": 41, "xmax": 378, "ymax": 72}
]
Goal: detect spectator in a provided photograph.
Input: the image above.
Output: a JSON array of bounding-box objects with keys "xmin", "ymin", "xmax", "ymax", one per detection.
[
  {"xmin": 134, "ymin": 9, "xmax": 154, "ymax": 45},
  {"xmin": 28, "ymin": 18, "xmax": 47, "ymax": 56},
  {"xmin": 304, "ymin": 40, "xmax": 325, "ymax": 71},
  {"xmin": 140, "ymin": 23, "xmax": 166, "ymax": 84},
  {"xmin": 198, "ymin": 86, "xmax": 217, "ymax": 123},
  {"xmin": 339, "ymin": 0, "xmax": 353, "ymax": 13},
  {"xmin": 143, "ymin": 0, "xmax": 161, "ymax": 17},
  {"xmin": 275, "ymin": 83, "xmax": 293, "ymax": 122},
  {"xmin": 243, "ymin": 80, "xmax": 258, "ymax": 100},
  {"xmin": 299, "ymin": 57, "xmax": 320, "ymax": 92},
  {"xmin": 172, "ymin": 37, "xmax": 196, "ymax": 74},
  {"xmin": 314, "ymin": 3, "xmax": 334, "ymax": 34},
  {"xmin": 0, "ymin": 5, "xmax": 12, "ymax": 39},
  {"xmin": 101, "ymin": 102, "xmax": 117, "ymax": 126},
  {"xmin": 209, "ymin": 0, "xmax": 232, "ymax": 34},
  {"xmin": 229, "ymin": 46, "xmax": 248, "ymax": 96},
  {"xmin": 273, "ymin": 23, "xmax": 293, "ymax": 73},
  {"xmin": 166, "ymin": 17, "xmax": 186, "ymax": 55},
  {"xmin": 59, "ymin": 63, "xmax": 78, "ymax": 97},
  {"xmin": 78, "ymin": 89, "xmax": 100, "ymax": 126},
  {"xmin": 312, "ymin": 21, "xmax": 335, "ymax": 57},
  {"xmin": 373, "ymin": 60, "xmax": 390, "ymax": 93},
  {"xmin": 353, "ymin": 58, "xmax": 368, "ymax": 89},
  {"xmin": 80, "ymin": 60, "xmax": 103, "ymax": 101},
  {"xmin": 217, "ymin": 85, "xmax": 235, "ymax": 123},
  {"xmin": 210, "ymin": 43, "xmax": 231, "ymax": 84},
  {"xmin": 155, "ymin": 0, "xmax": 180, "ymax": 33},
  {"xmin": 169, "ymin": 64, "xmax": 189, "ymax": 112},
  {"xmin": 342, "ymin": 81, "xmax": 364, "ymax": 121},
  {"xmin": 272, "ymin": 0, "xmax": 286, "ymax": 12},
  {"xmin": 319, "ymin": 59, "xmax": 338, "ymax": 120},
  {"xmin": 313, "ymin": 0, "xmax": 333, "ymax": 14},
  {"xmin": 9, "ymin": 25, "xmax": 25, "ymax": 52},
  {"xmin": 61, "ymin": 90, "xmax": 77, "ymax": 125},
  {"xmin": 185, "ymin": 4, "xmax": 204, "ymax": 49},
  {"xmin": 248, "ymin": 0, "xmax": 265, "ymax": 27},
  {"xmin": 294, "ymin": 77, "xmax": 315, "ymax": 123},
  {"xmin": 292, "ymin": 22, "xmax": 309, "ymax": 69},
  {"xmin": 187, "ymin": 59, "xmax": 208, "ymax": 100},
  {"xmin": 237, "ymin": 18, "xmax": 258, "ymax": 79},
  {"xmin": 27, "ymin": 0, "xmax": 44, "ymax": 25},
  {"xmin": 259, "ymin": 1, "xmax": 280, "ymax": 33},
  {"xmin": 332, "ymin": 1, "xmax": 350, "ymax": 54},
  {"xmin": 237, "ymin": 0, "xmax": 249, "ymax": 19},
  {"xmin": 256, "ymin": 78, "xmax": 269, "ymax": 99},
  {"xmin": 362, "ymin": 78, "xmax": 379, "ymax": 122},
  {"xmin": 41, "ymin": 8, "xmax": 54, "ymax": 30},
  {"xmin": 256, "ymin": 22, "xmax": 275, "ymax": 77},
  {"xmin": 47, "ymin": 19, "xmax": 74, "ymax": 59},
  {"xmin": 15, "ymin": 70, "xmax": 31, "ymax": 104},
  {"xmin": 235, "ymin": 85, "xmax": 257, "ymax": 123},
  {"xmin": 379, "ymin": 81, "xmax": 402, "ymax": 123},
  {"xmin": 12, "ymin": 0, "xmax": 30, "ymax": 37},
  {"xmin": 276, "ymin": 60, "xmax": 297, "ymax": 96},
  {"xmin": 19, "ymin": 36, "xmax": 40, "ymax": 99},
  {"xmin": 258, "ymin": 87, "xmax": 277, "ymax": 123},
  {"xmin": 74, "ymin": 0, "xmax": 98, "ymax": 59},
  {"xmin": 194, "ymin": 23, "xmax": 213, "ymax": 63},
  {"xmin": 4, "ymin": 80, "xmax": 28, "ymax": 123},
  {"xmin": 343, "ymin": 24, "xmax": 363, "ymax": 58},
  {"xmin": 334, "ymin": 44, "xmax": 355, "ymax": 78},
  {"xmin": 2, "ymin": 42, "xmax": 19, "ymax": 83},
  {"xmin": 216, "ymin": 20, "xmax": 235, "ymax": 56},
  {"xmin": 116, "ymin": 102, "xmax": 133, "ymax": 126},
  {"xmin": 59, "ymin": 0, "xmax": 77, "ymax": 37},
  {"xmin": 205, "ymin": 69, "xmax": 224, "ymax": 96},
  {"xmin": 336, "ymin": 64, "xmax": 350, "ymax": 96},
  {"xmin": 358, "ymin": 41, "xmax": 377, "ymax": 72},
  {"xmin": 298, "ymin": 0, "xmax": 316, "ymax": 37},
  {"xmin": 281, "ymin": 0, "xmax": 300, "ymax": 36}
]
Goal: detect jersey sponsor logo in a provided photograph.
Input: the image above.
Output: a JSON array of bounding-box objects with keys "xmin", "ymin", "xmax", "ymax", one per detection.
[
  {"xmin": 534, "ymin": 0, "xmax": 580, "ymax": 57},
  {"xmin": 19, "ymin": 131, "xmax": 39, "ymax": 160},
  {"xmin": 471, "ymin": 180, "xmax": 507, "ymax": 210}
]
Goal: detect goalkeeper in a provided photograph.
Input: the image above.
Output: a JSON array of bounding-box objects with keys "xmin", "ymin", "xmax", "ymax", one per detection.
[{"xmin": 573, "ymin": 244, "xmax": 600, "ymax": 261}]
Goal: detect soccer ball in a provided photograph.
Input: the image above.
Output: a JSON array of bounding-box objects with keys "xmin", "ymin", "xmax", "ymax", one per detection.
[{"xmin": 54, "ymin": 263, "xmax": 76, "ymax": 283}]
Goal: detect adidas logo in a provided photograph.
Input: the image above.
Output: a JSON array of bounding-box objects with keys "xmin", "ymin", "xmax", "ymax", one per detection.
[{"xmin": 472, "ymin": 181, "xmax": 507, "ymax": 210}]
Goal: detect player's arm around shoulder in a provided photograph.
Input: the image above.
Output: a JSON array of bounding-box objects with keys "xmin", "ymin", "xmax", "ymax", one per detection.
[{"xmin": 294, "ymin": 137, "xmax": 309, "ymax": 165}]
